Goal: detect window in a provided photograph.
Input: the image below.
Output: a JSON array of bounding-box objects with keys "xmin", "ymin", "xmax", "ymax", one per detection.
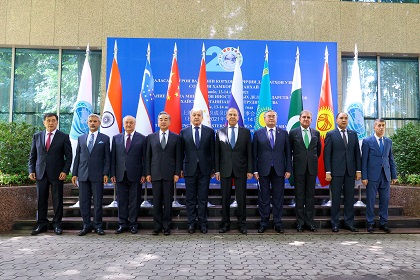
[{"xmin": 0, "ymin": 49, "xmax": 12, "ymax": 122}]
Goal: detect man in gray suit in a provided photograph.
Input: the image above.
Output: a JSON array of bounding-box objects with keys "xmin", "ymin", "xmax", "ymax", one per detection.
[
  {"xmin": 28, "ymin": 113, "xmax": 72, "ymax": 235},
  {"xmin": 72, "ymin": 114, "xmax": 111, "ymax": 236},
  {"xmin": 289, "ymin": 110, "xmax": 321, "ymax": 232}
]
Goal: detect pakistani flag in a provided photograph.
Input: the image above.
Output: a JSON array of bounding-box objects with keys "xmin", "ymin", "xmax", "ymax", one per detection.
[
  {"xmin": 254, "ymin": 45, "xmax": 272, "ymax": 130},
  {"xmin": 286, "ymin": 47, "xmax": 303, "ymax": 132}
]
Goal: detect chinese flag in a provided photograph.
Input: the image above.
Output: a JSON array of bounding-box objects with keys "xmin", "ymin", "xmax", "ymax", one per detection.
[
  {"xmin": 316, "ymin": 46, "xmax": 335, "ymax": 187},
  {"xmin": 164, "ymin": 43, "xmax": 181, "ymax": 134}
]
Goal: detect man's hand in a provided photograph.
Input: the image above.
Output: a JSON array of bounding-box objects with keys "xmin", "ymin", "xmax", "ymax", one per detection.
[
  {"xmin": 59, "ymin": 172, "xmax": 67, "ymax": 181},
  {"xmin": 215, "ymin": 173, "xmax": 220, "ymax": 181},
  {"xmin": 325, "ymin": 173, "xmax": 332, "ymax": 182},
  {"xmin": 29, "ymin": 173, "xmax": 36, "ymax": 181},
  {"xmin": 174, "ymin": 175, "xmax": 179, "ymax": 183},
  {"xmin": 362, "ymin": 179, "xmax": 368, "ymax": 186},
  {"xmin": 247, "ymin": 173, "xmax": 253, "ymax": 180},
  {"xmin": 254, "ymin": 173, "xmax": 259, "ymax": 180},
  {"xmin": 285, "ymin": 172, "xmax": 291, "ymax": 179},
  {"xmin": 111, "ymin": 176, "xmax": 116, "ymax": 184},
  {"xmin": 146, "ymin": 175, "xmax": 151, "ymax": 182},
  {"xmin": 391, "ymin": 179, "xmax": 398, "ymax": 185},
  {"xmin": 180, "ymin": 171, "xmax": 184, "ymax": 178},
  {"xmin": 71, "ymin": 176, "xmax": 78, "ymax": 186},
  {"xmin": 103, "ymin": 175, "xmax": 108, "ymax": 184},
  {"xmin": 356, "ymin": 171, "xmax": 361, "ymax": 181},
  {"xmin": 140, "ymin": 176, "xmax": 146, "ymax": 184}
]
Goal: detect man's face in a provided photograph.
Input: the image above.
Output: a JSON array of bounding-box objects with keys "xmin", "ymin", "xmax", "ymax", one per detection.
[
  {"xmin": 336, "ymin": 113, "xmax": 348, "ymax": 130},
  {"xmin": 43, "ymin": 116, "xmax": 58, "ymax": 132},
  {"xmin": 88, "ymin": 116, "xmax": 101, "ymax": 133},
  {"xmin": 123, "ymin": 116, "xmax": 136, "ymax": 134},
  {"xmin": 190, "ymin": 110, "xmax": 203, "ymax": 127},
  {"xmin": 374, "ymin": 121, "xmax": 386, "ymax": 138},
  {"xmin": 264, "ymin": 111, "xmax": 277, "ymax": 128},
  {"xmin": 158, "ymin": 114, "xmax": 171, "ymax": 131},
  {"xmin": 226, "ymin": 108, "xmax": 239, "ymax": 126},
  {"xmin": 299, "ymin": 112, "xmax": 312, "ymax": 129}
]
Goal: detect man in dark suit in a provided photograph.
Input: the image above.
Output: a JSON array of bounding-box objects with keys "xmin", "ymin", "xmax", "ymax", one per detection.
[
  {"xmin": 111, "ymin": 115, "xmax": 146, "ymax": 234},
  {"xmin": 180, "ymin": 108, "xmax": 215, "ymax": 234},
  {"xmin": 253, "ymin": 110, "xmax": 292, "ymax": 234},
  {"xmin": 324, "ymin": 112, "xmax": 361, "ymax": 233},
  {"xmin": 289, "ymin": 110, "xmax": 321, "ymax": 232},
  {"xmin": 28, "ymin": 113, "xmax": 72, "ymax": 235},
  {"xmin": 215, "ymin": 108, "xmax": 253, "ymax": 234},
  {"xmin": 146, "ymin": 111, "xmax": 182, "ymax": 236},
  {"xmin": 362, "ymin": 118, "xmax": 397, "ymax": 233},
  {"xmin": 72, "ymin": 114, "xmax": 110, "ymax": 236}
]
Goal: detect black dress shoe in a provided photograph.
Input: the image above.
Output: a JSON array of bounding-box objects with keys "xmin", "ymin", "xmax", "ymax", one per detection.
[
  {"xmin": 152, "ymin": 228, "xmax": 161, "ymax": 235},
  {"xmin": 187, "ymin": 225, "xmax": 196, "ymax": 234},
  {"xmin": 200, "ymin": 225, "xmax": 208, "ymax": 234},
  {"xmin": 274, "ymin": 226, "xmax": 284, "ymax": 234},
  {"xmin": 379, "ymin": 225, "xmax": 391, "ymax": 233},
  {"xmin": 78, "ymin": 227, "xmax": 91, "ymax": 236},
  {"xmin": 163, "ymin": 228, "xmax": 171, "ymax": 236},
  {"xmin": 114, "ymin": 226, "xmax": 128, "ymax": 234},
  {"xmin": 130, "ymin": 227, "xmax": 138, "ymax": 234},
  {"xmin": 96, "ymin": 228, "xmax": 105, "ymax": 235},
  {"xmin": 239, "ymin": 226, "xmax": 247, "ymax": 234},
  {"xmin": 31, "ymin": 226, "xmax": 47, "ymax": 236},
  {"xmin": 296, "ymin": 224, "xmax": 304, "ymax": 232},
  {"xmin": 258, "ymin": 225, "xmax": 267, "ymax": 233},
  {"xmin": 307, "ymin": 225, "xmax": 317, "ymax": 232},
  {"xmin": 54, "ymin": 227, "xmax": 63, "ymax": 235},
  {"xmin": 367, "ymin": 224, "xmax": 374, "ymax": 233},
  {"xmin": 345, "ymin": 226, "xmax": 359, "ymax": 232},
  {"xmin": 219, "ymin": 225, "xmax": 230, "ymax": 233},
  {"xmin": 332, "ymin": 226, "xmax": 339, "ymax": 233}
]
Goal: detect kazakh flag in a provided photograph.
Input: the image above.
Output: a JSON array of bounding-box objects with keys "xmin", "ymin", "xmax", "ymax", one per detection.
[{"xmin": 254, "ymin": 45, "xmax": 272, "ymax": 130}]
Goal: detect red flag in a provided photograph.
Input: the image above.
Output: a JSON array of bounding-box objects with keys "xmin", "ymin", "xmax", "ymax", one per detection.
[
  {"xmin": 193, "ymin": 43, "xmax": 211, "ymax": 127},
  {"xmin": 316, "ymin": 46, "xmax": 335, "ymax": 187},
  {"xmin": 164, "ymin": 43, "xmax": 181, "ymax": 134}
]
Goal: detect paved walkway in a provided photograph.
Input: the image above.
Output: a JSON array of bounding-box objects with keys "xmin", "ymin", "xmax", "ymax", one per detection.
[{"xmin": 1, "ymin": 232, "xmax": 420, "ymax": 280}]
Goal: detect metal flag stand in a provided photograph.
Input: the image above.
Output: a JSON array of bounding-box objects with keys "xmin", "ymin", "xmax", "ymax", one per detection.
[
  {"xmin": 105, "ymin": 183, "xmax": 118, "ymax": 208},
  {"xmin": 69, "ymin": 180, "xmax": 80, "ymax": 208},
  {"xmin": 321, "ymin": 186, "xmax": 332, "ymax": 207},
  {"xmin": 140, "ymin": 182, "xmax": 153, "ymax": 208},
  {"xmin": 354, "ymin": 180, "xmax": 366, "ymax": 207},
  {"xmin": 172, "ymin": 182, "xmax": 185, "ymax": 208},
  {"xmin": 230, "ymin": 178, "xmax": 237, "ymax": 207}
]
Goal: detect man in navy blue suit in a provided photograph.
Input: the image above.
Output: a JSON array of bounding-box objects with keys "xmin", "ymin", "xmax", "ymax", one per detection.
[
  {"xmin": 253, "ymin": 110, "xmax": 292, "ymax": 234},
  {"xmin": 362, "ymin": 118, "xmax": 397, "ymax": 233},
  {"xmin": 180, "ymin": 108, "xmax": 215, "ymax": 234},
  {"xmin": 111, "ymin": 115, "xmax": 146, "ymax": 234},
  {"xmin": 324, "ymin": 112, "xmax": 361, "ymax": 233},
  {"xmin": 28, "ymin": 113, "xmax": 72, "ymax": 235},
  {"xmin": 72, "ymin": 114, "xmax": 111, "ymax": 236}
]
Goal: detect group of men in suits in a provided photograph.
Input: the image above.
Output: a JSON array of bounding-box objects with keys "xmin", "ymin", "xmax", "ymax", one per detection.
[{"xmin": 28, "ymin": 108, "xmax": 397, "ymax": 236}]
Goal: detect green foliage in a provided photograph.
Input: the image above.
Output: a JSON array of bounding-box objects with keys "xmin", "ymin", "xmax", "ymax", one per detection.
[
  {"xmin": 390, "ymin": 122, "xmax": 420, "ymax": 179},
  {"xmin": 398, "ymin": 174, "xmax": 420, "ymax": 186},
  {"xmin": 0, "ymin": 121, "xmax": 38, "ymax": 185},
  {"xmin": 0, "ymin": 172, "xmax": 31, "ymax": 186}
]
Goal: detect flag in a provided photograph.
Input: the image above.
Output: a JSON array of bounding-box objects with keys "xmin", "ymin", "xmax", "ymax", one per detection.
[
  {"xmin": 69, "ymin": 45, "xmax": 93, "ymax": 162},
  {"xmin": 164, "ymin": 43, "xmax": 181, "ymax": 134},
  {"xmin": 254, "ymin": 45, "xmax": 272, "ymax": 130},
  {"xmin": 101, "ymin": 41, "xmax": 122, "ymax": 143},
  {"xmin": 344, "ymin": 44, "xmax": 366, "ymax": 144},
  {"xmin": 227, "ymin": 47, "xmax": 244, "ymax": 126},
  {"xmin": 135, "ymin": 43, "xmax": 155, "ymax": 135},
  {"xmin": 286, "ymin": 47, "xmax": 303, "ymax": 132},
  {"xmin": 316, "ymin": 46, "xmax": 335, "ymax": 187},
  {"xmin": 193, "ymin": 43, "xmax": 211, "ymax": 127}
]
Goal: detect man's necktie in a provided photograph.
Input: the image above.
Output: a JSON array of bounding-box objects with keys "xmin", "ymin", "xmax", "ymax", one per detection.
[
  {"xmin": 126, "ymin": 134, "xmax": 131, "ymax": 152},
  {"xmin": 194, "ymin": 127, "xmax": 200, "ymax": 148},
  {"xmin": 230, "ymin": 126, "xmax": 236, "ymax": 149},
  {"xmin": 88, "ymin": 133, "xmax": 94, "ymax": 153},
  {"xmin": 269, "ymin": 128, "xmax": 275, "ymax": 149},
  {"xmin": 379, "ymin": 137, "xmax": 384, "ymax": 155},
  {"xmin": 304, "ymin": 129, "xmax": 309, "ymax": 149},
  {"xmin": 161, "ymin": 132, "xmax": 166, "ymax": 149},
  {"xmin": 341, "ymin": 129, "xmax": 348, "ymax": 148},
  {"xmin": 46, "ymin": 132, "xmax": 52, "ymax": 151}
]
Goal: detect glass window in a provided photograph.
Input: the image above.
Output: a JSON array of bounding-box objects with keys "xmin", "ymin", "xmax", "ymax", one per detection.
[
  {"xmin": 59, "ymin": 50, "xmax": 102, "ymax": 134},
  {"xmin": 0, "ymin": 49, "xmax": 12, "ymax": 122},
  {"xmin": 13, "ymin": 49, "xmax": 59, "ymax": 127}
]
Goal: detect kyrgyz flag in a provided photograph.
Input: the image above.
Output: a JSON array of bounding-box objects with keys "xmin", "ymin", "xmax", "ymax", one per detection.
[
  {"xmin": 193, "ymin": 43, "xmax": 211, "ymax": 127},
  {"xmin": 254, "ymin": 45, "xmax": 272, "ymax": 130},
  {"xmin": 316, "ymin": 46, "xmax": 335, "ymax": 187},
  {"xmin": 286, "ymin": 47, "xmax": 303, "ymax": 133}
]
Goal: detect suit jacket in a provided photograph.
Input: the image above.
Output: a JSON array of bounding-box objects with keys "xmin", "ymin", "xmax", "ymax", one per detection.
[
  {"xmin": 72, "ymin": 132, "xmax": 111, "ymax": 182},
  {"xmin": 180, "ymin": 125, "xmax": 215, "ymax": 176},
  {"xmin": 145, "ymin": 131, "xmax": 182, "ymax": 181},
  {"xmin": 361, "ymin": 135, "xmax": 397, "ymax": 182},
  {"xmin": 289, "ymin": 127, "xmax": 321, "ymax": 176},
  {"xmin": 215, "ymin": 126, "xmax": 253, "ymax": 178},
  {"xmin": 28, "ymin": 130, "xmax": 72, "ymax": 180},
  {"xmin": 111, "ymin": 132, "xmax": 146, "ymax": 182},
  {"xmin": 252, "ymin": 127, "xmax": 292, "ymax": 177},
  {"xmin": 324, "ymin": 128, "xmax": 361, "ymax": 176}
]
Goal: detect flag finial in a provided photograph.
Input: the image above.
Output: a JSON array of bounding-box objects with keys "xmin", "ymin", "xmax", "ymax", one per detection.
[
  {"xmin": 201, "ymin": 43, "xmax": 206, "ymax": 59},
  {"xmin": 173, "ymin": 43, "xmax": 178, "ymax": 59},
  {"xmin": 147, "ymin": 43, "xmax": 151, "ymax": 63},
  {"xmin": 324, "ymin": 46, "xmax": 329, "ymax": 63},
  {"xmin": 296, "ymin": 47, "xmax": 300, "ymax": 59},
  {"xmin": 265, "ymin": 44, "xmax": 269, "ymax": 61},
  {"xmin": 86, "ymin": 44, "xmax": 90, "ymax": 58},
  {"xmin": 354, "ymin": 43, "xmax": 358, "ymax": 59},
  {"xmin": 113, "ymin": 40, "xmax": 118, "ymax": 61}
]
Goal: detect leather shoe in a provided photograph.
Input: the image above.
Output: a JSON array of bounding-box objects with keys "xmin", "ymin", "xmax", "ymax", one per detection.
[
  {"xmin": 275, "ymin": 226, "xmax": 284, "ymax": 234},
  {"xmin": 163, "ymin": 228, "xmax": 171, "ymax": 236},
  {"xmin": 307, "ymin": 224, "xmax": 317, "ymax": 232},
  {"xmin": 367, "ymin": 224, "xmax": 374, "ymax": 233},
  {"xmin": 296, "ymin": 224, "xmax": 304, "ymax": 232},
  {"xmin": 31, "ymin": 226, "xmax": 47, "ymax": 236},
  {"xmin": 96, "ymin": 228, "xmax": 105, "ymax": 235},
  {"xmin": 152, "ymin": 228, "xmax": 161, "ymax": 235},
  {"xmin": 200, "ymin": 225, "xmax": 208, "ymax": 234},
  {"xmin": 78, "ymin": 227, "xmax": 91, "ymax": 236},
  {"xmin": 379, "ymin": 225, "xmax": 391, "ymax": 233},
  {"xmin": 219, "ymin": 225, "xmax": 230, "ymax": 233},
  {"xmin": 114, "ymin": 226, "xmax": 128, "ymax": 234},
  {"xmin": 130, "ymin": 227, "xmax": 138, "ymax": 234},
  {"xmin": 54, "ymin": 227, "xmax": 62, "ymax": 235},
  {"xmin": 187, "ymin": 225, "xmax": 196, "ymax": 234},
  {"xmin": 239, "ymin": 226, "xmax": 247, "ymax": 234},
  {"xmin": 332, "ymin": 226, "xmax": 339, "ymax": 233},
  {"xmin": 345, "ymin": 225, "xmax": 359, "ymax": 232},
  {"xmin": 258, "ymin": 225, "xmax": 267, "ymax": 233}
]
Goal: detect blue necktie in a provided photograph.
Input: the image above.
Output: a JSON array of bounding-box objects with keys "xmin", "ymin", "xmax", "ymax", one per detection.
[
  {"xmin": 194, "ymin": 127, "xmax": 200, "ymax": 148},
  {"xmin": 230, "ymin": 127, "xmax": 236, "ymax": 149},
  {"xmin": 269, "ymin": 128, "xmax": 275, "ymax": 149},
  {"xmin": 379, "ymin": 137, "xmax": 384, "ymax": 155},
  {"xmin": 88, "ymin": 133, "xmax": 94, "ymax": 153}
]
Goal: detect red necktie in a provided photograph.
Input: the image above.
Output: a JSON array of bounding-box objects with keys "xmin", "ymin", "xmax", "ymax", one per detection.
[{"xmin": 46, "ymin": 132, "xmax": 52, "ymax": 151}]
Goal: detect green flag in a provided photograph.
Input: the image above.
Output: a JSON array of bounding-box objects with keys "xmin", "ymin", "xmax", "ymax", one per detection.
[
  {"xmin": 254, "ymin": 46, "xmax": 272, "ymax": 130},
  {"xmin": 286, "ymin": 47, "xmax": 303, "ymax": 132}
]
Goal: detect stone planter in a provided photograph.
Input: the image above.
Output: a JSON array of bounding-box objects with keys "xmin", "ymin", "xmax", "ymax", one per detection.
[
  {"xmin": 0, "ymin": 183, "xmax": 73, "ymax": 232},
  {"xmin": 390, "ymin": 185, "xmax": 420, "ymax": 217}
]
